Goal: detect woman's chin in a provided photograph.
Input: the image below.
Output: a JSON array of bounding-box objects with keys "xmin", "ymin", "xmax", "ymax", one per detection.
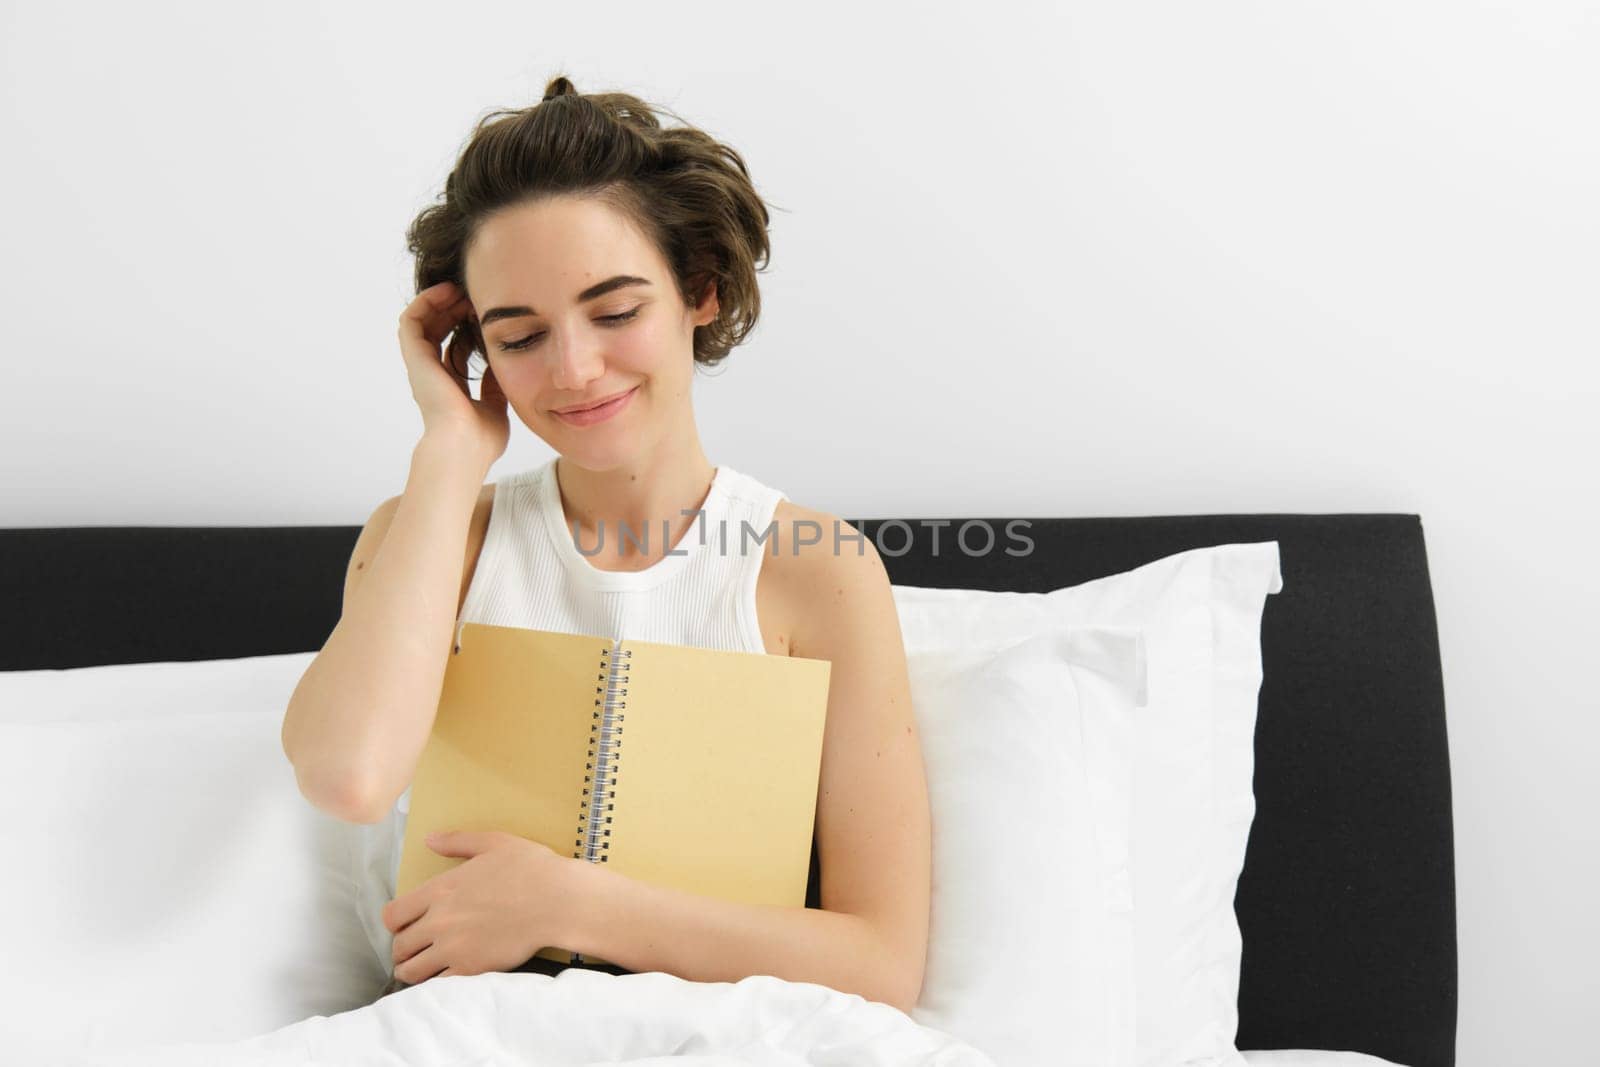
[{"xmin": 551, "ymin": 434, "xmax": 646, "ymax": 473}]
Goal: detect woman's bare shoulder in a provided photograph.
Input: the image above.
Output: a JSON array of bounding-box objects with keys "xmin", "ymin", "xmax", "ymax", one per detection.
[
  {"xmin": 768, "ymin": 498, "xmax": 869, "ymax": 559},
  {"xmin": 763, "ymin": 499, "xmax": 889, "ymax": 657}
]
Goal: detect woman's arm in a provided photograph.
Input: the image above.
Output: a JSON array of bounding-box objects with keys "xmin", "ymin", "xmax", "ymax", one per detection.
[
  {"xmin": 566, "ymin": 864, "xmax": 915, "ymax": 1012},
  {"xmin": 563, "ymin": 517, "xmax": 932, "ymax": 1012}
]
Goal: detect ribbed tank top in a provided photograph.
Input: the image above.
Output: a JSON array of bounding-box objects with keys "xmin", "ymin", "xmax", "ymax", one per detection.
[
  {"xmin": 354, "ymin": 457, "xmax": 822, "ymax": 982},
  {"xmin": 457, "ymin": 456, "xmax": 787, "ymax": 655}
]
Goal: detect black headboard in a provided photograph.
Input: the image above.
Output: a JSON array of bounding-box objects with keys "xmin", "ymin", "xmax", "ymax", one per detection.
[{"xmin": 0, "ymin": 512, "xmax": 1456, "ymax": 1067}]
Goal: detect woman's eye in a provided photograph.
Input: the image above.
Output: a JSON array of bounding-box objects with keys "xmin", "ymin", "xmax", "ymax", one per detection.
[{"xmin": 499, "ymin": 307, "xmax": 641, "ymax": 352}]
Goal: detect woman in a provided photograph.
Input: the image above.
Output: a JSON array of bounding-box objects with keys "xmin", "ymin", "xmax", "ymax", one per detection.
[{"xmin": 362, "ymin": 76, "xmax": 930, "ymax": 1013}]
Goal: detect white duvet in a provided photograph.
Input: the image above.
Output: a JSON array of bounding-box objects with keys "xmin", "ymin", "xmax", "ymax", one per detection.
[{"xmin": 75, "ymin": 969, "xmax": 997, "ymax": 1067}]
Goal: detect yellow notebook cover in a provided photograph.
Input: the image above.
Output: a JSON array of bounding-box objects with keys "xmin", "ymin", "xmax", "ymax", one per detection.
[{"xmin": 396, "ymin": 621, "xmax": 832, "ymax": 969}]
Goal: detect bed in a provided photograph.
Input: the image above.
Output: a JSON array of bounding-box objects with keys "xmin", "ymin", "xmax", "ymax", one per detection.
[{"xmin": 0, "ymin": 510, "xmax": 1455, "ymax": 1067}]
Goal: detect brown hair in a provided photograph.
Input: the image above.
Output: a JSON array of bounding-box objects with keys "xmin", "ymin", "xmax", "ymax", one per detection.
[{"xmin": 405, "ymin": 74, "xmax": 777, "ymax": 380}]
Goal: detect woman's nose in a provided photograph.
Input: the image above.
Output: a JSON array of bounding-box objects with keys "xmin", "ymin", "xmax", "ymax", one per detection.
[{"xmin": 548, "ymin": 334, "xmax": 605, "ymax": 391}]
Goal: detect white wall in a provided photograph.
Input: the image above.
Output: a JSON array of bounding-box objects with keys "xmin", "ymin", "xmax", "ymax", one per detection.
[{"xmin": 4, "ymin": 2, "xmax": 1594, "ymax": 1063}]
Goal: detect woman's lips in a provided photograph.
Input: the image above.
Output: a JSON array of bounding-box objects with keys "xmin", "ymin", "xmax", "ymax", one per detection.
[{"xmin": 553, "ymin": 386, "xmax": 638, "ymax": 427}]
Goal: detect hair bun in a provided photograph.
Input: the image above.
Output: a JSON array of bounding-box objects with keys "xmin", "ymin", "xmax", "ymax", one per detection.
[{"xmin": 542, "ymin": 76, "xmax": 577, "ymax": 102}]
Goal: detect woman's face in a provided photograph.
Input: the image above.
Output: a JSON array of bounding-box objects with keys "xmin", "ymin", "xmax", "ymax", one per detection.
[{"xmin": 462, "ymin": 195, "xmax": 716, "ymax": 470}]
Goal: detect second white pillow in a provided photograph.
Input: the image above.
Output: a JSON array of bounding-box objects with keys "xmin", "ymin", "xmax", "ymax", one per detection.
[
  {"xmin": 901, "ymin": 623, "xmax": 1146, "ymax": 1067},
  {"xmin": 895, "ymin": 541, "xmax": 1284, "ymax": 1067}
]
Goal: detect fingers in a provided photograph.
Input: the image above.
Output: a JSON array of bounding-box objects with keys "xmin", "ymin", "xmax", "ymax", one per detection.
[
  {"xmin": 481, "ymin": 363, "xmax": 506, "ymax": 405},
  {"xmin": 381, "ymin": 891, "xmax": 429, "ymax": 935},
  {"xmin": 444, "ymin": 335, "xmax": 474, "ymax": 399},
  {"xmin": 401, "ymin": 280, "xmax": 461, "ymax": 321},
  {"xmin": 425, "ymin": 298, "xmax": 474, "ymax": 349},
  {"xmin": 391, "ymin": 921, "xmax": 429, "ymax": 968},
  {"xmin": 394, "ymin": 942, "xmax": 449, "ymax": 986},
  {"xmin": 399, "ymin": 282, "xmax": 475, "ymax": 348}
]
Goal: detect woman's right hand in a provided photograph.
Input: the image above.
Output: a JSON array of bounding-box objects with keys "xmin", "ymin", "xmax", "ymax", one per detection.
[{"xmin": 398, "ymin": 280, "xmax": 509, "ymax": 467}]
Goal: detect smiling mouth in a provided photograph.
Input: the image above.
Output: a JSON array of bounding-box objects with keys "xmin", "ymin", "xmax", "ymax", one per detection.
[
  {"xmin": 550, "ymin": 385, "xmax": 639, "ymax": 427},
  {"xmin": 554, "ymin": 388, "xmax": 635, "ymax": 414}
]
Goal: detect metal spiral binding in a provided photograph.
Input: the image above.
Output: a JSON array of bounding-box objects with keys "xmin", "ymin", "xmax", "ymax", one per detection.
[
  {"xmin": 575, "ymin": 639, "xmax": 630, "ymax": 867},
  {"xmin": 568, "ymin": 638, "xmax": 632, "ymax": 967}
]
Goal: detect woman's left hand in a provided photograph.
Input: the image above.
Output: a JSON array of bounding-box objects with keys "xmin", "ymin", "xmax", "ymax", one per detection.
[{"xmin": 382, "ymin": 830, "xmax": 586, "ymax": 984}]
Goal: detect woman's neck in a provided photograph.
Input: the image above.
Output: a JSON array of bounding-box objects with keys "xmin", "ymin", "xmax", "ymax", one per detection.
[{"xmin": 551, "ymin": 444, "xmax": 717, "ymax": 569}]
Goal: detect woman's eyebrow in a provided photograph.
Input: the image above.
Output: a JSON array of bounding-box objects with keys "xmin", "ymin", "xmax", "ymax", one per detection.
[{"xmin": 478, "ymin": 275, "xmax": 652, "ymax": 328}]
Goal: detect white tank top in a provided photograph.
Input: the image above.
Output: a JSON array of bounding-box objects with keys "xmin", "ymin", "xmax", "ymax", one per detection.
[
  {"xmin": 354, "ymin": 457, "xmax": 790, "ymax": 974},
  {"xmin": 458, "ymin": 457, "xmax": 787, "ymax": 656}
]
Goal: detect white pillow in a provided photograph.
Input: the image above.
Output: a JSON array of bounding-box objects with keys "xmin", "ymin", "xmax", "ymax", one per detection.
[
  {"xmin": 898, "ymin": 622, "xmax": 1146, "ymax": 1067},
  {"xmin": 894, "ymin": 541, "xmax": 1284, "ymax": 1067},
  {"xmin": 1240, "ymin": 1052, "xmax": 1408, "ymax": 1067},
  {"xmin": 0, "ymin": 653, "xmax": 385, "ymax": 1065}
]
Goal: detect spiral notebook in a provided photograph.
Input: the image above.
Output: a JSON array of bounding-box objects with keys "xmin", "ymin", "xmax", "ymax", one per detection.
[{"xmin": 395, "ymin": 621, "xmax": 833, "ymax": 968}]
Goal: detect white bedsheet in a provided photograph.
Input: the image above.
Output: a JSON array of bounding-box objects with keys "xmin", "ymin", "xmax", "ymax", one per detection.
[
  {"xmin": 1242, "ymin": 1050, "xmax": 1409, "ymax": 1067},
  {"xmin": 73, "ymin": 969, "xmax": 996, "ymax": 1067}
]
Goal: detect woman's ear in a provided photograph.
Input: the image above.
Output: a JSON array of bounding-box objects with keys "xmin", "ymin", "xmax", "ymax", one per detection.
[{"xmin": 692, "ymin": 278, "xmax": 719, "ymax": 325}]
